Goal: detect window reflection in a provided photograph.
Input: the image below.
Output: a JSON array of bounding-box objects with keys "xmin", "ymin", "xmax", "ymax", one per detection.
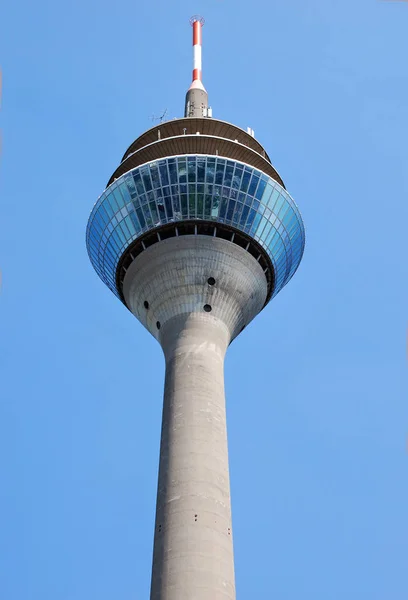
[{"xmin": 87, "ymin": 155, "xmax": 304, "ymax": 301}]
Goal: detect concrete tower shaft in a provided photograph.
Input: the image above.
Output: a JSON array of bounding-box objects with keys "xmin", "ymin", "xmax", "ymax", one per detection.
[{"xmin": 122, "ymin": 236, "xmax": 267, "ymax": 599}]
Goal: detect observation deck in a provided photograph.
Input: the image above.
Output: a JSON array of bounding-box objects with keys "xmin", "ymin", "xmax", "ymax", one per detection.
[{"xmin": 86, "ymin": 118, "xmax": 305, "ymax": 309}]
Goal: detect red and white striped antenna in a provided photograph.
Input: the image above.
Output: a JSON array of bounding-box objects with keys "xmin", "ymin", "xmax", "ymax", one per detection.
[
  {"xmin": 184, "ymin": 16, "xmax": 211, "ymax": 118},
  {"xmin": 190, "ymin": 15, "xmax": 205, "ymax": 88}
]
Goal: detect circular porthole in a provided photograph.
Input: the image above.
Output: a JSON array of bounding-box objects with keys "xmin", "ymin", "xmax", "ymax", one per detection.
[
  {"xmin": 144, "ymin": 300, "xmax": 149, "ymax": 309},
  {"xmin": 207, "ymin": 277, "xmax": 216, "ymax": 286},
  {"xmin": 203, "ymin": 304, "xmax": 212, "ymax": 313}
]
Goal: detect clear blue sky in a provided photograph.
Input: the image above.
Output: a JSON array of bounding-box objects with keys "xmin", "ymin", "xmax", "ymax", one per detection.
[{"xmin": 1, "ymin": 0, "xmax": 407, "ymax": 598}]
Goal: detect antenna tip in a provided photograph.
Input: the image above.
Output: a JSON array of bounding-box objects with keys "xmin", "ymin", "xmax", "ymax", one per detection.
[{"xmin": 189, "ymin": 15, "xmax": 205, "ymax": 27}]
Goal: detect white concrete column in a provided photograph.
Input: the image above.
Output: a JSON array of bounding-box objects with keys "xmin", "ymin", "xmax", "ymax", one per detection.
[{"xmin": 150, "ymin": 313, "xmax": 235, "ymax": 600}]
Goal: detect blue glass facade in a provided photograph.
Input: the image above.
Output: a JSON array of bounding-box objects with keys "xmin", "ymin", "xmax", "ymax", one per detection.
[{"xmin": 86, "ymin": 155, "xmax": 305, "ymax": 301}]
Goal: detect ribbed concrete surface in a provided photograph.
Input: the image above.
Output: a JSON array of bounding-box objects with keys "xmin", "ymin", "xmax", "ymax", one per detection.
[
  {"xmin": 122, "ymin": 235, "xmax": 268, "ymax": 343},
  {"xmin": 122, "ymin": 236, "xmax": 268, "ymax": 600}
]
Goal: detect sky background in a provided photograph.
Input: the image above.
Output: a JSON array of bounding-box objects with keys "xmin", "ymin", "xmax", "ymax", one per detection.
[{"xmin": 1, "ymin": 0, "xmax": 407, "ymax": 598}]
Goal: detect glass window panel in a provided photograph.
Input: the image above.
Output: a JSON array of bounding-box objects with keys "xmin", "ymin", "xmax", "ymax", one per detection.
[
  {"xmin": 197, "ymin": 193, "xmax": 204, "ymax": 217},
  {"xmin": 181, "ymin": 194, "xmax": 188, "ymax": 217},
  {"xmin": 168, "ymin": 160, "xmax": 178, "ymax": 184},
  {"xmin": 250, "ymin": 211, "xmax": 262, "ymax": 235},
  {"xmin": 273, "ymin": 194, "xmax": 285, "ymax": 216},
  {"xmin": 261, "ymin": 183, "xmax": 274, "ymax": 206},
  {"xmin": 141, "ymin": 167, "xmax": 152, "ymax": 192},
  {"xmin": 268, "ymin": 188, "xmax": 281, "ymax": 209},
  {"xmin": 105, "ymin": 235, "xmax": 120, "ymax": 254},
  {"xmin": 113, "ymin": 187, "xmax": 125, "ymax": 209},
  {"xmin": 248, "ymin": 174, "xmax": 260, "ymax": 197},
  {"xmin": 188, "ymin": 184, "xmax": 196, "ymax": 216},
  {"xmin": 222, "ymin": 186, "xmax": 230, "ymax": 200},
  {"xmin": 224, "ymin": 165, "xmax": 234, "ymax": 187},
  {"xmin": 178, "ymin": 158, "xmax": 187, "ymax": 183},
  {"xmin": 257, "ymin": 216, "xmax": 269, "ymax": 240},
  {"xmin": 124, "ymin": 174, "xmax": 138, "ymax": 199},
  {"xmin": 150, "ymin": 163, "xmax": 161, "ymax": 189},
  {"xmin": 129, "ymin": 211, "xmax": 141, "ymax": 233},
  {"xmin": 164, "ymin": 197, "xmax": 173, "ymax": 219},
  {"xmin": 124, "ymin": 215, "xmax": 135, "ymax": 235},
  {"xmin": 159, "ymin": 162, "xmax": 170, "ymax": 186},
  {"xmin": 133, "ymin": 172, "xmax": 145, "ymax": 195},
  {"xmin": 204, "ymin": 193, "xmax": 212, "ymax": 217},
  {"xmin": 260, "ymin": 221, "xmax": 273, "ymax": 244},
  {"xmin": 115, "ymin": 225, "xmax": 127, "ymax": 245},
  {"xmin": 197, "ymin": 158, "xmax": 205, "ymax": 182},
  {"xmin": 97, "ymin": 205, "xmax": 109, "ymax": 225},
  {"xmin": 103, "ymin": 199, "xmax": 114, "ymax": 219},
  {"xmin": 232, "ymin": 167, "xmax": 243, "ymax": 190},
  {"xmin": 132, "ymin": 196, "xmax": 140, "ymax": 211},
  {"xmin": 215, "ymin": 159, "xmax": 225, "ymax": 184},
  {"xmin": 106, "ymin": 191, "xmax": 119, "ymax": 213},
  {"xmin": 119, "ymin": 182, "xmax": 132, "ymax": 204},
  {"xmin": 232, "ymin": 201, "xmax": 243, "ymax": 225},
  {"xmin": 255, "ymin": 178, "xmax": 267, "ymax": 200},
  {"xmin": 240, "ymin": 204, "xmax": 250, "ymax": 227},
  {"xmin": 119, "ymin": 218, "xmax": 131, "ymax": 238},
  {"xmin": 245, "ymin": 208, "xmax": 257, "ymax": 232},
  {"xmin": 277, "ymin": 201, "xmax": 291, "ymax": 222},
  {"xmin": 172, "ymin": 192, "xmax": 181, "ymax": 215},
  {"xmin": 226, "ymin": 199, "xmax": 236, "ymax": 222},
  {"xmin": 206, "ymin": 159, "xmax": 215, "ymax": 183},
  {"xmin": 149, "ymin": 201, "xmax": 159, "ymax": 224},
  {"xmin": 136, "ymin": 207, "xmax": 146, "ymax": 229},
  {"xmin": 241, "ymin": 169, "xmax": 252, "ymax": 193},
  {"xmin": 89, "ymin": 229, "xmax": 102, "ymax": 247},
  {"xmin": 141, "ymin": 203, "xmax": 152, "ymax": 227},
  {"xmin": 211, "ymin": 194, "xmax": 220, "ymax": 217},
  {"xmin": 263, "ymin": 207, "xmax": 271, "ymax": 220},
  {"xmin": 157, "ymin": 200, "xmax": 166, "ymax": 220},
  {"xmin": 92, "ymin": 214, "xmax": 105, "ymax": 234},
  {"xmin": 188, "ymin": 157, "xmax": 196, "ymax": 182},
  {"xmin": 219, "ymin": 197, "xmax": 228, "ymax": 220}
]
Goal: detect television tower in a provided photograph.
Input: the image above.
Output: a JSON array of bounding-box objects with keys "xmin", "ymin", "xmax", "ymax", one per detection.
[{"xmin": 86, "ymin": 16, "xmax": 305, "ymax": 600}]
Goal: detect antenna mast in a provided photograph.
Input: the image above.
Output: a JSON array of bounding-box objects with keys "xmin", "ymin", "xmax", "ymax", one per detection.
[{"xmin": 184, "ymin": 16, "xmax": 211, "ymax": 118}]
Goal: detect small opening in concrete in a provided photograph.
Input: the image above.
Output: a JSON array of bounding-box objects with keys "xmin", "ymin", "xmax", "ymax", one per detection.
[
  {"xmin": 207, "ymin": 277, "xmax": 216, "ymax": 286},
  {"xmin": 203, "ymin": 304, "xmax": 212, "ymax": 312},
  {"xmin": 195, "ymin": 514, "xmax": 198, "ymax": 522},
  {"xmin": 156, "ymin": 321, "xmax": 161, "ymax": 330},
  {"xmin": 144, "ymin": 300, "xmax": 149, "ymax": 309}
]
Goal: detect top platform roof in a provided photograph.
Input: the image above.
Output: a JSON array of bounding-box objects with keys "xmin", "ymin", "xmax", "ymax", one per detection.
[
  {"xmin": 107, "ymin": 118, "xmax": 285, "ymax": 189},
  {"xmin": 120, "ymin": 118, "xmax": 273, "ymax": 163}
]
